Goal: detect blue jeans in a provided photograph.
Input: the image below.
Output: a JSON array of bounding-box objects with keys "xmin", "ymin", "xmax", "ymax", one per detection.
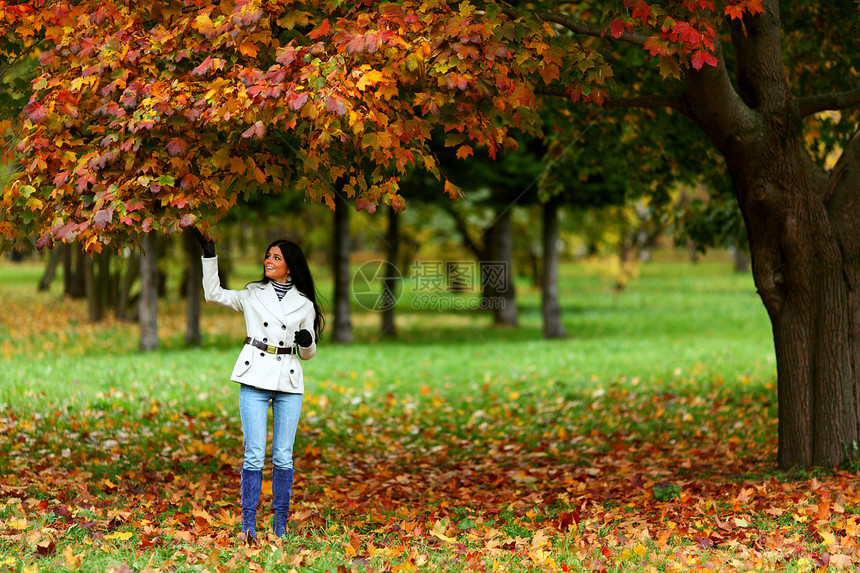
[{"xmin": 238, "ymin": 384, "xmax": 303, "ymax": 471}]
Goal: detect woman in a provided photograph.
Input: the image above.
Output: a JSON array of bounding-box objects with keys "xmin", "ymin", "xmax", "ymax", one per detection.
[{"xmin": 194, "ymin": 228, "xmax": 324, "ymax": 542}]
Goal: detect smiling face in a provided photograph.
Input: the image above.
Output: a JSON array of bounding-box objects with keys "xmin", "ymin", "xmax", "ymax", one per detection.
[{"xmin": 264, "ymin": 245, "xmax": 290, "ymax": 283}]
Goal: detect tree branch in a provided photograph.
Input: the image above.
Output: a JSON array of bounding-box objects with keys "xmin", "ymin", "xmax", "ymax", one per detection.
[
  {"xmin": 797, "ymin": 89, "xmax": 860, "ymax": 119},
  {"xmin": 536, "ymin": 87, "xmax": 685, "ymax": 111},
  {"xmin": 492, "ymin": 4, "xmax": 649, "ymax": 46},
  {"xmin": 0, "ymin": 40, "xmax": 41, "ymax": 84}
]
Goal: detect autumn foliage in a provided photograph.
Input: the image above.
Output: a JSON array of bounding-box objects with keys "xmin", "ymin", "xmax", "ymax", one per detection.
[{"xmin": 1, "ymin": 0, "xmax": 764, "ymax": 253}]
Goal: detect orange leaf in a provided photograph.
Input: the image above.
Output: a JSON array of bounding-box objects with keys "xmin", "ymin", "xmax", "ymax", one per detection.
[{"xmin": 455, "ymin": 145, "xmax": 473, "ymax": 159}]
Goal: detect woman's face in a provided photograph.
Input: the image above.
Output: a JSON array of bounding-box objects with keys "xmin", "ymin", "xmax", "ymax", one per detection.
[{"xmin": 264, "ymin": 245, "xmax": 290, "ymax": 283}]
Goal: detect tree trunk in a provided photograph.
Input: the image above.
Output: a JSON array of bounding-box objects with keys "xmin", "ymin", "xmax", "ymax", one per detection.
[
  {"xmin": 675, "ymin": 1, "xmax": 860, "ymax": 468},
  {"xmin": 542, "ymin": 200, "xmax": 566, "ymax": 339},
  {"xmin": 733, "ymin": 247, "xmax": 750, "ymax": 274},
  {"xmin": 84, "ymin": 253, "xmax": 100, "ymax": 322},
  {"xmin": 381, "ymin": 207, "xmax": 399, "ymax": 338},
  {"xmin": 37, "ymin": 247, "xmax": 63, "ymax": 292},
  {"xmin": 184, "ymin": 230, "xmax": 202, "ymax": 346},
  {"xmin": 332, "ymin": 194, "xmax": 352, "ymax": 344},
  {"xmin": 139, "ymin": 233, "xmax": 159, "ymax": 351},
  {"xmin": 84, "ymin": 250, "xmax": 111, "ymax": 323},
  {"xmin": 65, "ymin": 243, "xmax": 86, "ymax": 299},
  {"xmin": 116, "ymin": 251, "xmax": 138, "ymax": 321},
  {"xmin": 483, "ymin": 209, "xmax": 517, "ymax": 327}
]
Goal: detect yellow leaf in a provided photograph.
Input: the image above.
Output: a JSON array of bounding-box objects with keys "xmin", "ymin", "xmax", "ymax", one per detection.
[
  {"xmin": 239, "ymin": 42, "xmax": 259, "ymax": 58},
  {"xmin": 105, "ymin": 531, "xmax": 133, "ymax": 541},
  {"xmin": 430, "ymin": 520, "xmax": 458, "ymax": 543},
  {"xmin": 819, "ymin": 529, "xmax": 837, "ymax": 546},
  {"xmin": 357, "ymin": 69, "xmax": 385, "ymax": 91}
]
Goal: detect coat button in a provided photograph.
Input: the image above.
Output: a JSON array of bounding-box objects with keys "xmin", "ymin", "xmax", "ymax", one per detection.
[
  {"xmin": 290, "ymin": 369, "xmax": 295, "ymax": 374},
  {"xmin": 281, "ymin": 325, "xmax": 286, "ymax": 330},
  {"xmin": 277, "ymin": 356, "xmax": 282, "ymax": 361},
  {"xmin": 263, "ymin": 322, "xmax": 268, "ymax": 327},
  {"xmin": 244, "ymin": 361, "xmax": 250, "ymax": 366},
  {"xmin": 262, "ymin": 337, "xmax": 268, "ymax": 343},
  {"xmin": 260, "ymin": 352, "xmax": 265, "ymax": 357},
  {"xmin": 279, "ymin": 341, "xmax": 284, "ymax": 346}
]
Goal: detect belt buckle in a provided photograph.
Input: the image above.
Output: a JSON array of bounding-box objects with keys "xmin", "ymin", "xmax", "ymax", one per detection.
[{"xmin": 266, "ymin": 344, "xmax": 277, "ymax": 354}]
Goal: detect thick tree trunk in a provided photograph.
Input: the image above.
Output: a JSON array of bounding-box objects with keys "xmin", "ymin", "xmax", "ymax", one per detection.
[
  {"xmin": 739, "ymin": 168, "xmax": 857, "ymax": 468},
  {"xmin": 542, "ymin": 200, "xmax": 566, "ymax": 339},
  {"xmin": 674, "ymin": 0, "xmax": 860, "ymax": 468},
  {"xmin": 184, "ymin": 230, "xmax": 202, "ymax": 346},
  {"xmin": 381, "ymin": 207, "xmax": 399, "ymax": 338},
  {"xmin": 332, "ymin": 194, "xmax": 352, "ymax": 344},
  {"xmin": 139, "ymin": 233, "xmax": 159, "ymax": 351}
]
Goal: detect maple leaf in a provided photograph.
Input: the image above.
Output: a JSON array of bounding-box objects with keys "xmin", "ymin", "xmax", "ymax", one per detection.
[
  {"xmin": 92, "ymin": 209, "xmax": 113, "ymax": 230},
  {"xmin": 324, "ymin": 94, "xmax": 348, "ymax": 115},
  {"xmin": 691, "ymin": 50, "xmax": 718, "ymax": 70},
  {"xmin": 608, "ymin": 18, "xmax": 629, "ymax": 39},
  {"xmin": 308, "ymin": 18, "xmax": 330, "ymax": 39},
  {"xmin": 165, "ymin": 138, "xmax": 187, "ymax": 157},
  {"xmin": 241, "ymin": 121, "xmax": 266, "ymax": 139},
  {"xmin": 456, "ymin": 144, "xmax": 473, "ymax": 159},
  {"xmin": 22, "ymin": 101, "xmax": 47, "ymax": 122},
  {"xmin": 191, "ymin": 56, "xmax": 214, "ymax": 76},
  {"xmin": 356, "ymin": 69, "xmax": 385, "ymax": 91}
]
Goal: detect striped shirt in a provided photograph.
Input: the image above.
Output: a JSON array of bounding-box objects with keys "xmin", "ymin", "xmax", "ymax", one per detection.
[{"xmin": 272, "ymin": 280, "xmax": 293, "ymax": 301}]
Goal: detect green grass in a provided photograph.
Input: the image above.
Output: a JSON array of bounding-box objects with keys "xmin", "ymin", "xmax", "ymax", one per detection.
[
  {"xmin": 0, "ymin": 251, "xmax": 775, "ymax": 414},
  {"xmin": 3, "ymin": 251, "xmax": 857, "ymax": 572}
]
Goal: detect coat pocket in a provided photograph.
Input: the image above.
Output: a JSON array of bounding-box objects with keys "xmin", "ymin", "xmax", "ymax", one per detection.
[{"xmin": 231, "ymin": 346, "xmax": 255, "ymax": 379}]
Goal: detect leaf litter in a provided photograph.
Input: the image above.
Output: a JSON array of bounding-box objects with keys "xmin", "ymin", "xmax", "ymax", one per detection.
[
  {"xmin": 2, "ymin": 375, "xmax": 860, "ymax": 572},
  {"xmin": 2, "ymin": 285, "xmax": 859, "ymax": 571}
]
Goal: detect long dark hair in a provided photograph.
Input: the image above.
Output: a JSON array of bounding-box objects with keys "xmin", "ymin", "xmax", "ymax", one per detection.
[{"xmin": 258, "ymin": 239, "xmax": 325, "ymax": 340}]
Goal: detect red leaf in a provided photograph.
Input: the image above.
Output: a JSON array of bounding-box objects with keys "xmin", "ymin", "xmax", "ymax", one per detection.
[
  {"xmin": 179, "ymin": 213, "xmax": 197, "ymax": 228},
  {"xmin": 324, "ymin": 95, "xmax": 347, "ymax": 115},
  {"xmin": 191, "ymin": 56, "xmax": 213, "ymax": 76},
  {"xmin": 691, "ymin": 50, "xmax": 718, "ymax": 70},
  {"xmin": 356, "ymin": 197, "xmax": 376, "ymax": 213},
  {"xmin": 23, "ymin": 101, "xmax": 47, "ymax": 122},
  {"xmin": 346, "ymin": 33, "xmax": 366, "ymax": 54},
  {"xmin": 241, "ymin": 121, "xmax": 265, "ymax": 139},
  {"xmin": 608, "ymin": 19, "xmax": 628, "ymax": 39},
  {"xmin": 53, "ymin": 170, "xmax": 70, "ymax": 187},
  {"xmin": 276, "ymin": 47, "xmax": 297, "ymax": 65},
  {"xmin": 308, "ymin": 19, "xmax": 330, "ymax": 39},
  {"xmin": 631, "ymin": 2, "xmax": 651, "ymax": 23},
  {"xmin": 92, "ymin": 209, "xmax": 113, "ymax": 230},
  {"xmin": 483, "ymin": 42, "xmax": 508, "ymax": 61},
  {"xmin": 289, "ymin": 91, "xmax": 308, "ymax": 110},
  {"xmin": 166, "ymin": 138, "xmax": 187, "ymax": 156}
]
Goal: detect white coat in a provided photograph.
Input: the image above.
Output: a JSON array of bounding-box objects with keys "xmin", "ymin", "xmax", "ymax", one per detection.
[{"xmin": 202, "ymin": 256, "xmax": 316, "ymax": 393}]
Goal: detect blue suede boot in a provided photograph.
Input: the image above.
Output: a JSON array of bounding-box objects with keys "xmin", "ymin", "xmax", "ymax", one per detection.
[
  {"xmin": 272, "ymin": 467, "xmax": 294, "ymax": 538},
  {"xmin": 240, "ymin": 468, "xmax": 263, "ymax": 541}
]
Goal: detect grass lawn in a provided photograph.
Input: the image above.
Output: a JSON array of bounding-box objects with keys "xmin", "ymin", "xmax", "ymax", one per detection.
[{"xmin": 1, "ymin": 250, "xmax": 858, "ymax": 572}]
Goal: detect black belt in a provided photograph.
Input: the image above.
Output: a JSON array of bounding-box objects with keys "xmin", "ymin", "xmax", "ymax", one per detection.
[{"xmin": 245, "ymin": 337, "xmax": 294, "ymax": 355}]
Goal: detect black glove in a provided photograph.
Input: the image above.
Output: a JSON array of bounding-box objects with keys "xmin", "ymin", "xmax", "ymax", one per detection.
[
  {"xmin": 294, "ymin": 329, "xmax": 313, "ymax": 348},
  {"xmin": 192, "ymin": 227, "xmax": 216, "ymax": 258}
]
